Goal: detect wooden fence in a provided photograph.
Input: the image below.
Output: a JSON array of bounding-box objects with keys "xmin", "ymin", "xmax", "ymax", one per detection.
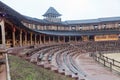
[{"xmin": 90, "ymin": 51, "xmax": 120, "ymax": 72}]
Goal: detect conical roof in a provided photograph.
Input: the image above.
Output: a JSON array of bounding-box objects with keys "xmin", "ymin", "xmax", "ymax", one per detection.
[{"xmin": 43, "ymin": 7, "xmax": 61, "ymax": 17}]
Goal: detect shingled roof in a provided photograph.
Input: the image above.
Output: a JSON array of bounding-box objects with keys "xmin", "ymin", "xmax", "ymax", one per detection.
[
  {"xmin": 37, "ymin": 30, "xmax": 120, "ymax": 36},
  {"xmin": 65, "ymin": 17, "xmax": 120, "ymax": 25},
  {"xmin": 43, "ymin": 7, "xmax": 61, "ymax": 17}
]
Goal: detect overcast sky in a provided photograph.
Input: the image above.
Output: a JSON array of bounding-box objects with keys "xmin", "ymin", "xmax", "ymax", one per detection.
[{"xmin": 1, "ymin": 0, "xmax": 120, "ymax": 21}]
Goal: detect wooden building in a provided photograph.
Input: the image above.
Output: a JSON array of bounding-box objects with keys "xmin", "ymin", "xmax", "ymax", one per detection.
[{"xmin": 0, "ymin": 1, "xmax": 120, "ymax": 48}]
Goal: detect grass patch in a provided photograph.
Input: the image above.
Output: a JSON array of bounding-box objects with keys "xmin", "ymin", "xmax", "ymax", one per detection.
[{"xmin": 9, "ymin": 55, "xmax": 74, "ymax": 80}]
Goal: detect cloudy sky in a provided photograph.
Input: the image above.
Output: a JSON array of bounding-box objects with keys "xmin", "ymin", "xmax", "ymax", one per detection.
[{"xmin": 1, "ymin": 0, "xmax": 120, "ymax": 21}]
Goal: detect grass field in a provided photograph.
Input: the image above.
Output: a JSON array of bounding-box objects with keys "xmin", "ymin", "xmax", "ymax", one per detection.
[{"xmin": 8, "ymin": 55, "xmax": 74, "ymax": 80}]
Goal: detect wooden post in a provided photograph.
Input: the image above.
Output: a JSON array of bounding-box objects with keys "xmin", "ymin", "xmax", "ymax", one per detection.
[
  {"xmin": 63, "ymin": 36, "xmax": 65, "ymax": 43},
  {"xmin": 69, "ymin": 36, "xmax": 71, "ymax": 42},
  {"xmin": 104, "ymin": 59, "xmax": 106, "ymax": 66},
  {"xmin": 53, "ymin": 36, "xmax": 55, "ymax": 43},
  {"xmin": 25, "ymin": 32, "xmax": 27, "ymax": 46},
  {"xmin": 110, "ymin": 62, "xmax": 112, "ymax": 71},
  {"xmin": 98, "ymin": 57, "xmax": 100, "ymax": 62},
  {"xmin": 30, "ymin": 33, "xmax": 33, "ymax": 45},
  {"xmin": 35, "ymin": 34, "xmax": 36, "ymax": 45},
  {"xmin": 20, "ymin": 29, "xmax": 22, "ymax": 47},
  {"xmin": 106, "ymin": 57, "xmax": 108, "ymax": 62},
  {"xmin": 39, "ymin": 35, "xmax": 41, "ymax": 44},
  {"xmin": 58, "ymin": 36, "xmax": 60, "ymax": 43},
  {"xmin": 75, "ymin": 36, "xmax": 77, "ymax": 42},
  {"xmin": 12, "ymin": 27, "xmax": 15, "ymax": 47},
  {"xmin": 43, "ymin": 35, "xmax": 45, "ymax": 44},
  {"xmin": 113, "ymin": 59, "xmax": 115, "ymax": 65},
  {"xmin": 0, "ymin": 19, "xmax": 5, "ymax": 45},
  {"xmin": 49, "ymin": 36, "xmax": 51, "ymax": 43}
]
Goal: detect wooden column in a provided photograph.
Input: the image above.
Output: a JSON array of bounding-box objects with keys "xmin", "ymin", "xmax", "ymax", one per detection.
[
  {"xmin": 39, "ymin": 35, "xmax": 41, "ymax": 44},
  {"xmin": 43, "ymin": 35, "xmax": 45, "ymax": 44},
  {"xmin": 63, "ymin": 36, "xmax": 65, "ymax": 43},
  {"xmin": 35, "ymin": 34, "xmax": 36, "ymax": 45},
  {"xmin": 49, "ymin": 36, "xmax": 51, "ymax": 43},
  {"xmin": 0, "ymin": 19, "xmax": 5, "ymax": 45},
  {"xmin": 25, "ymin": 32, "xmax": 27, "ymax": 46},
  {"xmin": 53, "ymin": 36, "xmax": 55, "ymax": 43},
  {"xmin": 20, "ymin": 29, "xmax": 22, "ymax": 47},
  {"xmin": 75, "ymin": 36, "xmax": 77, "ymax": 42},
  {"xmin": 58, "ymin": 36, "xmax": 60, "ymax": 42},
  {"xmin": 12, "ymin": 27, "xmax": 15, "ymax": 47},
  {"xmin": 69, "ymin": 36, "xmax": 71, "ymax": 42},
  {"xmin": 30, "ymin": 33, "xmax": 33, "ymax": 45}
]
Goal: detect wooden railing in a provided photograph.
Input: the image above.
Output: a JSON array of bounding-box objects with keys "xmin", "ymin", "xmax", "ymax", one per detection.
[{"xmin": 90, "ymin": 51, "xmax": 120, "ymax": 72}]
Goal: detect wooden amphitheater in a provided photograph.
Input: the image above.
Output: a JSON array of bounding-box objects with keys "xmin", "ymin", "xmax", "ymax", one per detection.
[{"xmin": 0, "ymin": 1, "xmax": 120, "ymax": 80}]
